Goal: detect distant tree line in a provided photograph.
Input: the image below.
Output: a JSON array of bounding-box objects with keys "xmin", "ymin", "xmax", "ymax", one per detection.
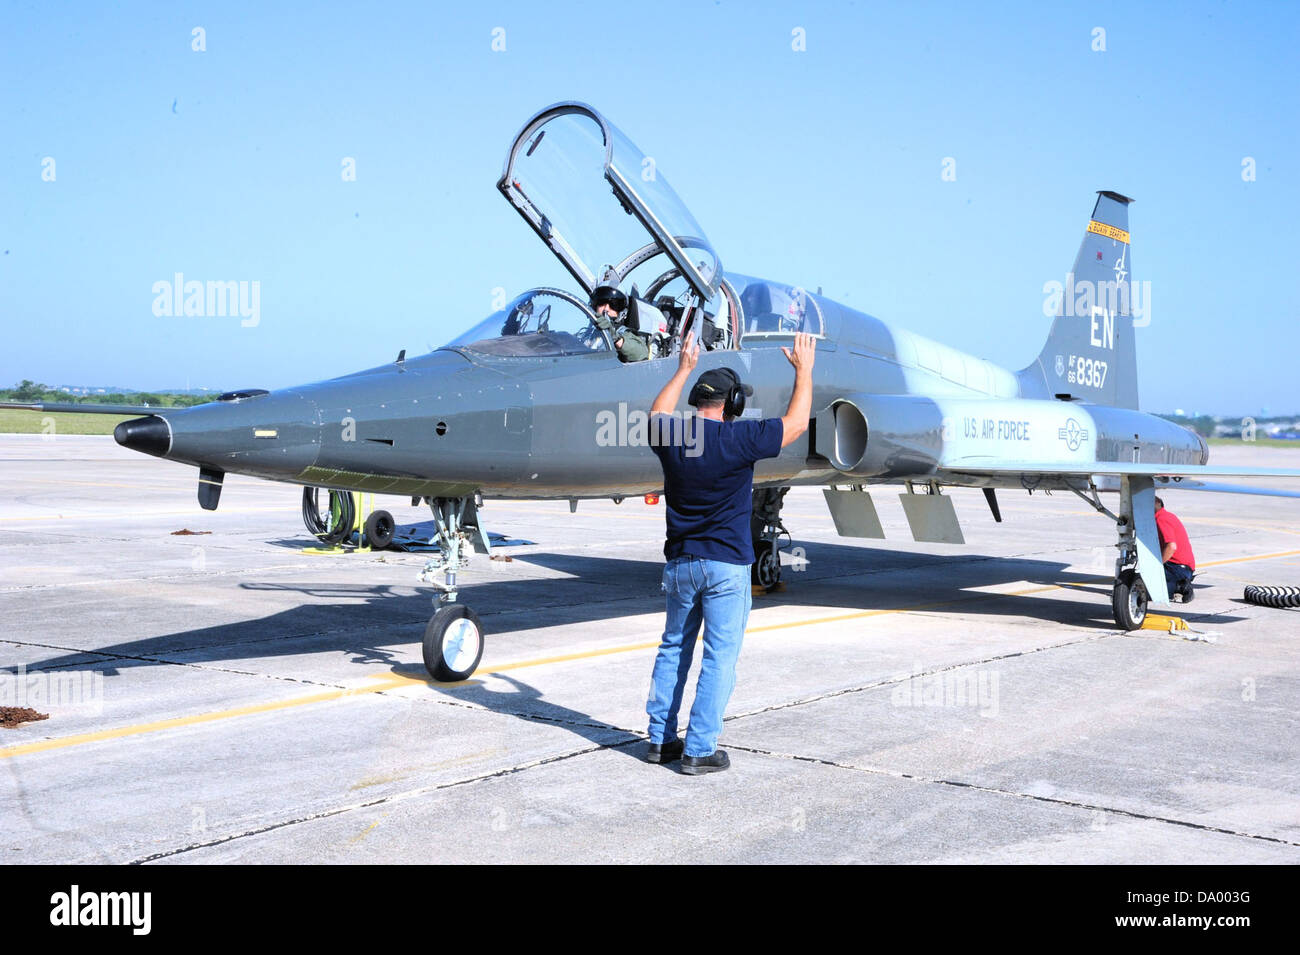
[
  {"xmin": 1158, "ymin": 412, "xmax": 1299, "ymax": 438},
  {"xmin": 1, "ymin": 380, "xmax": 214, "ymax": 408}
]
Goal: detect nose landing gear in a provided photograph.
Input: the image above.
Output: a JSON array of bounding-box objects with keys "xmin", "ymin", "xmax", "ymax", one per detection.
[{"xmin": 419, "ymin": 495, "xmax": 491, "ymax": 681}]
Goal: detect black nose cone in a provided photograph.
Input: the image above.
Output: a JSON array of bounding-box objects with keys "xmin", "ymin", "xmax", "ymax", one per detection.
[{"xmin": 114, "ymin": 416, "xmax": 171, "ymax": 457}]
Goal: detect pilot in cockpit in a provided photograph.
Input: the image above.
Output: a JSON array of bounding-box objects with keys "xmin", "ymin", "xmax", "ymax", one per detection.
[{"xmin": 589, "ymin": 284, "xmax": 650, "ymax": 363}]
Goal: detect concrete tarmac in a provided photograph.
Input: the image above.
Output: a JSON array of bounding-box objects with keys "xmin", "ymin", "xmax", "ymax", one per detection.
[{"xmin": 2, "ymin": 434, "xmax": 1298, "ymax": 864}]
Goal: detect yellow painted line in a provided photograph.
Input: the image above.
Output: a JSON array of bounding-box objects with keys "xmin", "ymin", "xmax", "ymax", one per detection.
[
  {"xmin": 1173, "ymin": 515, "xmax": 1300, "ymax": 538},
  {"xmin": 347, "ymin": 819, "xmax": 382, "ymax": 844},
  {"xmin": 4, "ymin": 548, "xmax": 1291, "ymax": 759},
  {"xmin": 0, "ymin": 582, "xmax": 1062, "ymax": 759},
  {"xmin": 1199, "ymin": 548, "xmax": 1300, "ymax": 568},
  {"xmin": 6, "ymin": 545, "xmax": 1298, "ymax": 760},
  {"xmin": 485, "ymin": 640, "xmax": 665, "ymax": 673},
  {"xmin": 746, "ymin": 584, "xmax": 1060, "ymax": 633},
  {"xmin": 0, "ymin": 677, "xmax": 410, "ymax": 759}
]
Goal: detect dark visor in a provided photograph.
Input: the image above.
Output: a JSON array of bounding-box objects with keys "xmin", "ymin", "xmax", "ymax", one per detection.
[{"xmin": 591, "ymin": 287, "xmax": 627, "ymax": 310}]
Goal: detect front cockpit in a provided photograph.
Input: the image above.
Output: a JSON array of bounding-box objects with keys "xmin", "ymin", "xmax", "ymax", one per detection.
[{"xmin": 448, "ymin": 288, "xmax": 609, "ymax": 358}]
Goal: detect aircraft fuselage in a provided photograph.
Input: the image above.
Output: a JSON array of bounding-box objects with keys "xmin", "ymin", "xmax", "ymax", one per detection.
[{"xmin": 114, "ymin": 290, "xmax": 1207, "ymax": 502}]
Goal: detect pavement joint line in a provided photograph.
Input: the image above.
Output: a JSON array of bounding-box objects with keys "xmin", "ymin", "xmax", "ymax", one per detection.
[
  {"xmin": 0, "ymin": 582, "xmax": 1068, "ymax": 760},
  {"xmin": 723, "ymin": 631, "xmax": 1112, "ymax": 725},
  {"xmin": 745, "ymin": 583, "xmax": 1062, "ymax": 634},
  {"xmin": 126, "ymin": 734, "xmax": 645, "ymax": 864},
  {"xmin": 5, "ymin": 546, "xmax": 1295, "ymax": 760},
  {"xmin": 722, "ymin": 742, "xmax": 1300, "ymax": 849},
  {"xmin": 1199, "ymin": 548, "xmax": 1300, "ymax": 568}
]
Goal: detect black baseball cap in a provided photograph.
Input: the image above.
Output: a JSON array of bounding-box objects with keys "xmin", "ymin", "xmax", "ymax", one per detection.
[{"xmin": 688, "ymin": 367, "xmax": 753, "ymax": 406}]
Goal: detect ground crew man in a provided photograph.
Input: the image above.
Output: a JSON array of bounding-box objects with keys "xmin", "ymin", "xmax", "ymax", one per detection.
[
  {"xmin": 643, "ymin": 330, "xmax": 815, "ymax": 774},
  {"xmin": 1155, "ymin": 495, "xmax": 1196, "ymax": 603}
]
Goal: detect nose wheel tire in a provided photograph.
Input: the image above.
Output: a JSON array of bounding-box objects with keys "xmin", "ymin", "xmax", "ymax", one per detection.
[
  {"xmin": 1112, "ymin": 570, "xmax": 1149, "ymax": 630},
  {"xmin": 364, "ymin": 509, "xmax": 395, "ymax": 549},
  {"xmin": 423, "ymin": 604, "xmax": 485, "ymax": 682},
  {"xmin": 751, "ymin": 539, "xmax": 782, "ymax": 593}
]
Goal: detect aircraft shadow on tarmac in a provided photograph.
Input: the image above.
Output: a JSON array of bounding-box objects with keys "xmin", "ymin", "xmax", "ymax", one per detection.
[
  {"xmin": 420, "ymin": 671, "xmax": 646, "ymax": 760},
  {"xmin": 11, "ymin": 540, "xmax": 1239, "ymax": 677}
]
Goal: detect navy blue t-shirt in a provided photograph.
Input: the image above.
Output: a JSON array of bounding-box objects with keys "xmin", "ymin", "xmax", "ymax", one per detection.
[{"xmin": 650, "ymin": 414, "xmax": 784, "ymax": 565}]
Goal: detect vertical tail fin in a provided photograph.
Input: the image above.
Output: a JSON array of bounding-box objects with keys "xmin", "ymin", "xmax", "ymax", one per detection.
[{"xmin": 1021, "ymin": 191, "xmax": 1140, "ymax": 409}]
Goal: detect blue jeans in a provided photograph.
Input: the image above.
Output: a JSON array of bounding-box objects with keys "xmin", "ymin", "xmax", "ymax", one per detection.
[
  {"xmin": 1164, "ymin": 560, "xmax": 1193, "ymax": 595},
  {"xmin": 646, "ymin": 556, "xmax": 752, "ymax": 758}
]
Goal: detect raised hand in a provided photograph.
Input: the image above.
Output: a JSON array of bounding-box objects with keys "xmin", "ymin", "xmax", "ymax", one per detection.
[
  {"xmin": 781, "ymin": 332, "xmax": 816, "ymax": 374},
  {"xmin": 679, "ymin": 332, "xmax": 700, "ymax": 373}
]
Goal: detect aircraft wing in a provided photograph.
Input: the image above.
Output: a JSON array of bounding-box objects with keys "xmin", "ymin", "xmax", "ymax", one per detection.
[
  {"xmin": 1110, "ymin": 475, "xmax": 1300, "ymax": 500},
  {"xmin": 0, "ymin": 400, "xmax": 163, "ymax": 415},
  {"xmin": 944, "ymin": 460, "xmax": 1300, "ymax": 499},
  {"xmin": 945, "ymin": 460, "xmax": 1300, "ymax": 478}
]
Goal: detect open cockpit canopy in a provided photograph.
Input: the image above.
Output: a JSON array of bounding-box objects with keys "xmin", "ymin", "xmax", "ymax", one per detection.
[{"xmin": 498, "ymin": 103, "xmax": 721, "ymax": 303}]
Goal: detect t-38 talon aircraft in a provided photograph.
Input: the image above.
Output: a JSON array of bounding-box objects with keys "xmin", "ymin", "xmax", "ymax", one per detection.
[{"xmin": 12, "ymin": 102, "xmax": 1300, "ymax": 681}]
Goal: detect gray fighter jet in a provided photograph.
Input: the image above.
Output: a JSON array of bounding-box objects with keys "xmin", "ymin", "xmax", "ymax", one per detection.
[{"xmin": 12, "ymin": 102, "xmax": 1300, "ymax": 681}]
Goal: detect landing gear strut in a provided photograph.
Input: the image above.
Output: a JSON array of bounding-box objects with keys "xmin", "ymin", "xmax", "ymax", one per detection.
[
  {"xmin": 1110, "ymin": 479, "xmax": 1152, "ymax": 630},
  {"xmin": 751, "ymin": 486, "xmax": 791, "ymax": 593},
  {"xmin": 1073, "ymin": 479, "xmax": 1151, "ymax": 630},
  {"xmin": 419, "ymin": 496, "xmax": 489, "ymax": 680}
]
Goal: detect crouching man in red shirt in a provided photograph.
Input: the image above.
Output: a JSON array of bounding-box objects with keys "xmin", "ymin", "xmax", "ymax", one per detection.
[{"xmin": 1155, "ymin": 496, "xmax": 1196, "ymax": 604}]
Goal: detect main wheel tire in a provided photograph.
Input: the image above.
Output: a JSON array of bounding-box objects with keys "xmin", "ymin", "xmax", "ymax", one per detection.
[
  {"xmin": 423, "ymin": 605, "xmax": 485, "ymax": 682},
  {"xmin": 364, "ymin": 510, "xmax": 395, "ymax": 549},
  {"xmin": 751, "ymin": 539, "xmax": 781, "ymax": 592},
  {"xmin": 1112, "ymin": 570, "xmax": 1149, "ymax": 630},
  {"xmin": 1243, "ymin": 584, "xmax": 1300, "ymax": 609}
]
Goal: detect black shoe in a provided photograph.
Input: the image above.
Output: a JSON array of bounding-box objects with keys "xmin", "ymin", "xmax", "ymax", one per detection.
[
  {"xmin": 645, "ymin": 739, "xmax": 684, "ymax": 764},
  {"xmin": 1180, "ymin": 582, "xmax": 1195, "ymax": 604},
  {"xmin": 680, "ymin": 750, "xmax": 730, "ymax": 775}
]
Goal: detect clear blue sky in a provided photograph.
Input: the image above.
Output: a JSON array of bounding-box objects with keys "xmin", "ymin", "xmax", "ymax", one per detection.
[{"xmin": 2, "ymin": 0, "xmax": 1296, "ymax": 415}]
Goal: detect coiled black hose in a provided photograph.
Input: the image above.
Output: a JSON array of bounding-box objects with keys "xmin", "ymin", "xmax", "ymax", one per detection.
[{"xmin": 301, "ymin": 486, "xmax": 355, "ymax": 545}]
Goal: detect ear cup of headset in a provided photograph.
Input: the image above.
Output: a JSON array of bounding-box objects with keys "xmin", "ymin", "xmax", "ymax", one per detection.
[{"xmin": 726, "ymin": 385, "xmax": 745, "ymax": 418}]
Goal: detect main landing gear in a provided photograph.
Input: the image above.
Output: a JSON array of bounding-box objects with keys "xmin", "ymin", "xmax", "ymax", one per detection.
[
  {"xmin": 751, "ymin": 486, "xmax": 791, "ymax": 594},
  {"xmin": 1072, "ymin": 479, "xmax": 1152, "ymax": 630},
  {"xmin": 419, "ymin": 496, "xmax": 489, "ymax": 681}
]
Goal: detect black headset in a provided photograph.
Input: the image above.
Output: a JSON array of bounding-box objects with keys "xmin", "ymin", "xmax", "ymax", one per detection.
[{"xmin": 721, "ymin": 369, "xmax": 747, "ymax": 419}]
